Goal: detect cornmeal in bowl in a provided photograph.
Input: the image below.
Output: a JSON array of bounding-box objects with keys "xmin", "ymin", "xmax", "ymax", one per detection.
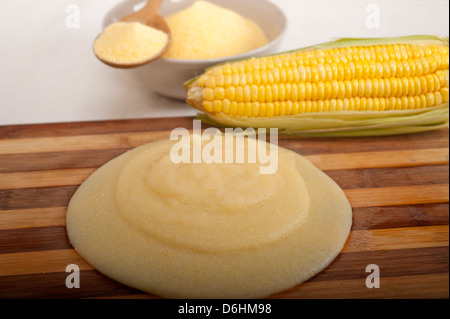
[
  {"xmin": 163, "ymin": 1, "xmax": 269, "ymax": 60},
  {"xmin": 66, "ymin": 135, "xmax": 352, "ymax": 299}
]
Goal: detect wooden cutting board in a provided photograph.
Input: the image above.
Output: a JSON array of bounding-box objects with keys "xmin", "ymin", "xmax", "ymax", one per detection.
[{"xmin": 0, "ymin": 117, "xmax": 448, "ymax": 299}]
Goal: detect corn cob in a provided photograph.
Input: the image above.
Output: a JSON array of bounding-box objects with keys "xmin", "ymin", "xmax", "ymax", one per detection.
[{"xmin": 185, "ymin": 35, "xmax": 449, "ymax": 136}]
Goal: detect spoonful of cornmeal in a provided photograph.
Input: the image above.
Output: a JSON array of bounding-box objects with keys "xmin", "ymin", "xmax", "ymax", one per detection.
[{"xmin": 93, "ymin": 0, "xmax": 171, "ymax": 69}]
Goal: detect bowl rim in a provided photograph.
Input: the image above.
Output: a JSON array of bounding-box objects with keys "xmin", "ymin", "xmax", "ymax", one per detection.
[{"xmin": 103, "ymin": 0, "xmax": 288, "ymax": 65}]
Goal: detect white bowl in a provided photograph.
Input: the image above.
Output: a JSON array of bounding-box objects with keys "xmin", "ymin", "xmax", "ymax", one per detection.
[{"xmin": 103, "ymin": 0, "xmax": 287, "ymax": 100}]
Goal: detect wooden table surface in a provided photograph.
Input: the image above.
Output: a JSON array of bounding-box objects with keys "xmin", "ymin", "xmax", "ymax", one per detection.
[{"xmin": 0, "ymin": 117, "xmax": 448, "ymax": 299}]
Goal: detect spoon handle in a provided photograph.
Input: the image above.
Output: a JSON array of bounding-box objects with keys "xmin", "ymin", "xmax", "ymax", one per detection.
[{"xmin": 142, "ymin": 0, "xmax": 163, "ymax": 14}]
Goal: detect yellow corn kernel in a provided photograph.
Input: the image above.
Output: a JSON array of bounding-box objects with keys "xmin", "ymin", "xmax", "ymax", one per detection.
[
  {"xmin": 266, "ymin": 103, "xmax": 274, "ymax": 117},
  {"xmin": 272, "ymin": 84, "xmax": 279, "ymax": 101},
  {"xmin": 236, "ymin": 87, "xmax": 244, "ymax": 103},
  {"xmin": 202, "ymin": 88, "xmax": 214, "ymax": 101},
  {"xmin": 250, "ymin": 85, "xmax": 259, "ymax": 102},
  {"xmin": 197, "ymin": 75, "xmax": 208, "ymax": 87},
  {"xmin": 214, "ymin": 87, "xmax": 225, "ymax": 100},
  {"xmin": 223, "ymin": 74, "xmax": 233, "ymax": 88},
  {"xmin": 259, "ymin": 102, "xmax": 266, "ymax": 117},
  {"xmin": 245, "ymin": 102, "xmax": 253, "ymax": 116},
  {"xmin": 426, "ymin": 74, "xmax": 435, "ymax": 93},
  {"xmin": 419, "ymin": 94, "xmax": 427, "ymax": 108},
  {"xmin": 203, "ymin": 101, "xmax": 213, "ymax": 112},
  {"xmin": 426, "ymin": 92, "xmax": 435, "ymax": 107},
  {"xmin": 226, "ymin": 87, "xmax": 235, "ymax": 101},
  {"xmin": 286, "ymin": 101, "xmax": 293, "ymax": 115},
  {"xmin": 237, "ymin": 102, "xmax": 245, "ymax": 116},
  {"xmin": 292, "ymin": 101, "xmax": 300, "ymax": 114},
  {"xmin": 379, "ymin": 97, "xmax": 386, "ymax": 111},
  {"xmin": 311, "ymin": 83, "xmax": 318, "ymax": 101},
  {"xmin": 243, "ymin": 85, "xmax": 251, "ymax": 103},
  {"xmin": 408, "ymin": 96, "xmax": 416, "ymax": 109},
  {"xmin": 205, "ymin": 76, "xmax": 216, "ymax": 89},
  {"xmin": 213, "ymin": 100, "xmax": 222, "ymax": 113},
  {"xmin": 222, "ymin": 99, "xmax": 231, "ymax": 114},
  {"xmin": 441, "ymin": 87, "xmax": 449, "ymax": 103},
  {"xmin": 230, "ymin": 101, "xmax": 238, "ymax": 115},
  {"xmin": 434, "ymin": 91, "xmax": 443, "ymax": 106},
  {"xmin": 358, "ymin": 79, "xmax": 365, "ymax": 97},
  {"xmin": 396, "ymin": 78, "xmax": 403, "ymax": 97},
  {"xmin": 304, "ymin": 83, "xmax": 311, "ymax": 100},
  {"xmin": 265, "ymin": 84, "xmax": 273, "ymax": 102},
  {"xmin": 258, "ymin": 85, "xmax": 266, "ymax": 102},
  {"xmin": 215, "ymin": 75, "xmax": 225, "ymax": 87},
  {"xmin": 285, "ymin": 83, "xmax": 292, "ymax": 101},
  {"xmin": 427, "ymin": 55, "xmax": 438, "ymax": 73},
  {"xmin": 279, "ymin": 84, "xmax": 286, "ymax": 101},
  {"xmin": 279, "ymin": 101, "xmax": 287, "ymax": 115},
  {"xmin": 252, "ymin": 71, "xmax": 261, "ymax": 85},
  {"xmin": 413, "ymin": 96, "xmax": 421, "ymax": 109}
]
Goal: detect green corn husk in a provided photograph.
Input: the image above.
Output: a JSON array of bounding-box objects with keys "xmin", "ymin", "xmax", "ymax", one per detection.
[
  {"xmin": 196, "ymin": 104, "xmax": 449, "ymax": 137},
  {"xmin": 185, "ymin": 35, "xmax": 449, "ymax": 137}
]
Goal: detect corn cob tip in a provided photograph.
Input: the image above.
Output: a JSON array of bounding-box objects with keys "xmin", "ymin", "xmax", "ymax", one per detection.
[{"xmin": 186, "ymin": 84, "xmax": 204, "ymax": 112}]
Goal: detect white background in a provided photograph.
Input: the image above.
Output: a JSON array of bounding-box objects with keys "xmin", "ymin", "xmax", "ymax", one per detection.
[{"xmin": 0, "ymin": 0, "xmax": 448, "ymax": 126}]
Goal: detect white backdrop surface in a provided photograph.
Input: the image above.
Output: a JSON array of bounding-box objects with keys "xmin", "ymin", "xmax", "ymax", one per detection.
[{"xmin": 0, "ymin": 0, "xmax": 448, "ymax": 125}]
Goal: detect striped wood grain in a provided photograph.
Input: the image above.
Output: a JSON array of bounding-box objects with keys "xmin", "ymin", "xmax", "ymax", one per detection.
[{"xmin": 0, "ymin": 117, "xmax": 448, "ymax": 299}]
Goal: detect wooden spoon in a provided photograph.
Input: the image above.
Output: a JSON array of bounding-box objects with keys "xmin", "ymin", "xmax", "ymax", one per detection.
[{"xmin": 94, "ymin": 0, "xmax": 171, "ymax": 69}]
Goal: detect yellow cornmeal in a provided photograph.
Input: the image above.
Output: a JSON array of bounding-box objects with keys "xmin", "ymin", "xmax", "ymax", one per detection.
[
  {"xmin": 66, "ymin": 136, "xmax": 352, "ymax": 299},
  {"xmin": 164, "ymin": 1, "xmax": 269, "ymax": 59},
  {"xmin": 94, "ymin": 21, "xmax": 168, "ymax": 64}
]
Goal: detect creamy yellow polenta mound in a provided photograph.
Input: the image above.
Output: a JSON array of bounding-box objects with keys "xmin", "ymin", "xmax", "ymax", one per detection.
[{"xmin": 66, "ymin": 136, "xmax": 352, "ymax": 299}]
